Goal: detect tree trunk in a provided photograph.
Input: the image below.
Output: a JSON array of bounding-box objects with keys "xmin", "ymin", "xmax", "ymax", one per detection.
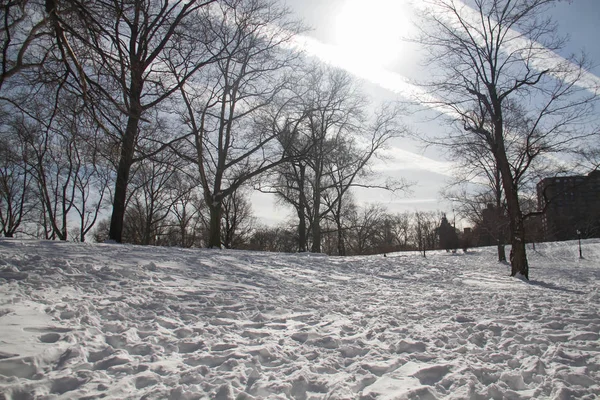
[
  {"xmin": 142, "ymin": 218, "xmax": 152, "ymax": 246},
  {"xmin": 491, "ymin": 97, "xmax": 528, "ymax": 279},
  {"xmin": 495, "ymin": 169, "xmax": 506, "ymax": 262},
  {"xmin": 223, "ymin": 216, "xmax": 233, "ymax": 249},
  {"xmin": 311, "ymin": 157, "xmax": 322, "ymax": 253},
  {"xmin": 223, "ymin": 231, "xmax": 232, "ymax": 249},
  {"xmin": 298, "ymin": 209, "xmax": 307, "ymax": 252},
  {"xmin": 336, "ymin": 226, "xmax": 345, "ymax": 256},
  {"xmin": 497, "ymin": 243, "xmax": 506, "ymax": 262},
  {"xmin": 108, "ymin": 118, "xmax": 138, "ymax": 243},
  {"xmin": 108, "ymin": 75, "xmax": 143, "ymax": 243},
  {"xmin": 311, "ymin": 184, "xmax": 321, "ymax": 253},
  {"xmin": 297, "ymin": 165, "xmax": 307, "ymax": 252},
  {"xmin": 335, "ymin": 199, "xmax": 345, "ymax": 256},
  {"xmin": 336, "ymin": 219, "xmax": 346, "ymax": 256},
  {"xmin": 311, "ymin": 216, "xmax": 321, "ymax": 253},
  {"xmin": 496, "ymin": 148, "xmax": 528, "ymax": 279},
  {"xmin": 181, "ymin": 228, "xmax": 187, "ymax": 247},
  {"xmin": 510, "ymin": 228, "xmax": 528, "ymax": 279},
  {"xmin": 207, "ymin": 201, "xmax": 222, "ymax": 248}
]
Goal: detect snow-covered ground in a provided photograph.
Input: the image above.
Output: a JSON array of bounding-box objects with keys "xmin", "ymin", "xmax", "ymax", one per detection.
[{"xmin": 0, "ymin": 239, "xmax": 599, "ymax": 399}]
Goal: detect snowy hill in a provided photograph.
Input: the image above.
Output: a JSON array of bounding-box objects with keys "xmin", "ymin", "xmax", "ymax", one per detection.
[{"xmin": 0, "ymin": 239, "xmax": 599, "ymax": 399}]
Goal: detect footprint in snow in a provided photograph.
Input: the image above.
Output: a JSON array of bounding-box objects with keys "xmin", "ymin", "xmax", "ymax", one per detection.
[{"xmin": 39, "ymin": 332, "xmax": 61, "ymax": 343}]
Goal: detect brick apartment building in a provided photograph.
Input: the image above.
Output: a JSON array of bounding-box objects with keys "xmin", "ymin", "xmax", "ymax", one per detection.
[{"xmin": 537, "ymin": 170, "xmax": 600, "ymax": 241}]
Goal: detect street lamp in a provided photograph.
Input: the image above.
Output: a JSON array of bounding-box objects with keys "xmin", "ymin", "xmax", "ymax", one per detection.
[{"xmin": 577, "ymin": 229, "xmax": 583, "ymax": 259}]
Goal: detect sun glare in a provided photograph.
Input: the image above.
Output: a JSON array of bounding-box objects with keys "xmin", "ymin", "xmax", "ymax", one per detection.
[{"xmin": 333, "ymin": 0, "xmax": 413, "ymax": 69}]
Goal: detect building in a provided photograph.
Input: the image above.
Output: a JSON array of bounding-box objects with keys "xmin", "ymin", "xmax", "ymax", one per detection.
[
  {"xmin": 438, "ymin": 215, "xmax": 458, "ymax": 251},
  {"xmin": 537, "ymin": 171, "xmax": 600, "ymax": 241},
  {"xmin": 475, "ymin": 203, "xmax": 508, "ymax": 247}
]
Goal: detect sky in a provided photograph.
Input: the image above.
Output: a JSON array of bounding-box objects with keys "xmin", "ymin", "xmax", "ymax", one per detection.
[{"xmin": 252, "ymin": 0, "xmax": 600, "ymax": 227}]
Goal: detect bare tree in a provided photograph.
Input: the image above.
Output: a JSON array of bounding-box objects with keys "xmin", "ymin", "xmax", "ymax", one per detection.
[
  {"xmin": 270, "ymin": 153, "xmax": 311, "ymax": 252},
  {"xmin": 44, "ymin": 0, "xmax": 221, "ymax": 243},
  {"xmin": 301, "ymin": 67, "xmax": 365, "ymax": 253},
  {"xmin": 247, "ymin": 224, "xmax": 297, "ymax": 252},
  {"xmin": 261, "ymin": 66, "xmax": 365, "ymax": 253},
  {"xmin": 221, "ymin": 188, "xmax": 254, "ymax": 248},
  {"xmin": 413, "ymin": 211, "xmax": 438, "ymax": 257},
  {"xmin": 0, "ymin": 0, "xmax": 98, "ymax": 240},
  {"xmin": 166, "ymin": 179, "xmax": 205, "ymax": 248},
  {"xmin": 0, "ymin": 117, "xmax": 34, "ymax": 237},
  {"xmin": 390, "ymin": 212, "xmax": 412, "ymax": 250},
  {"xmin": 348, "ymin": 203, "xmax": 387, "ymax": 255},
  {"xmin": 14, "ymin": 97, "xmax": 78, "ymax": 241},
  {"xmin": 266, "ymin": 65, "xmax": 407, "ymax": 253},
  {"xmin": 4, "ymin": 83, "xmax": 111, "ymax": 242},
  {"xmin": 416, "ymin": 0, "xmax": 599, "ymax": 279},
  {"xmin": 441, "ymin": 117, "xmax": 508, "ymax": 260},
  {"xmin": 67, "ymin": 119, "xmax": 111, "ymax": 243},
  {"xmin": 323, "ymin": 104, "xmax": 409, "ymax": 255},
  {"xmin": 123, "ymin": 151, "xmax": 185, "ymax": 246},
  {"xmin": 175, "ymin": 0, "xmax": 303, "ymax": 248}
]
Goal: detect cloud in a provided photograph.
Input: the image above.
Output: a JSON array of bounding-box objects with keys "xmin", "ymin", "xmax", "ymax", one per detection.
[
  {"xmin": 290, "ymin": 0, "xmax": 599, "ymax": 103},
  {"xmin": 250, "ymin": 191, "xmax": 291, "ymax": 226},
  {"xmin": 413, "ymin": 0, "xmax": 600, "ymax": 94},
  {"xmin": 286, "ymin": 1, "xmax": 600, "ymax": 179},
  {"xmin": 290, "ymin": 34, "xmax": 424, "ymax": 98},
  {"xmin": 373, "ymin": 146, "xmax": 455, "ymax": 177}
]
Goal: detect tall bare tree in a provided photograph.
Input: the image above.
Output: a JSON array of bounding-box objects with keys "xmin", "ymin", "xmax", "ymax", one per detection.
[
  {"xmin": 166, "ymin": 178, "xmax": 205, "ymax": 248},
  {"xmin": 262, "ymin": 66, "xmax": 409, "ymax": 254},
  {"xmin": 301, "ymin": 67, "xmax": 366, "ymax": 253},
  {"xmin": 123, "ymin": 149, "xmax": 186, "ymax": 245},
  {"xmin": 44, "ymin": 0, "xmax": 220, "ymax": 243},
  {"xmin": 348, "ymin": 203, "xmax": 387, "ymax": 255},
  {"xmin": 413, "ymin": 210, "xmax": 438, "ymax": 257},
  {"xmin": 221, "ymin": 188, "xmax": 254, "ymax": 248},
  {"xmin": 266, "ymin": 66, "xmax": 396, "ymax": 253},
  {"xmin": 323, "ymin": 103, "xmax": 409, "ymax": 255},
  {"xmin": 175, "ymin": 0, "xmax": 303, "ymax": 248},
  {"xmin": 0, "ymin": 115, "xmax": 34, "ymax": 237},
  {"xmin": 416, "ymin": 0, "xmax": 599, "ymax": 279}
]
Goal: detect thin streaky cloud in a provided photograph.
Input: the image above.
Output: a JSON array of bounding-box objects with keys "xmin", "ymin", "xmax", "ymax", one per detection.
[
  {"xmin": 288, "ymin": 1, "xmax": 599, "ymax": 102},
  {"xmin": 290, "ymin": 34, "xmax": 424, "ymax": 97},
  {"xmin": 388, "ymin": 198, "xmax": 440, "ymax": 204},
  {"xmin": 281, "ymin": 1, "xmax": 600, "ymax": 183},
  {"xmin": 414, "ymin": 0, "xmax": 600, "ymax": 93},
  {"xmin": 373, "ymin": 147, "xmax": 455, "ymax": 177},
  {"xmin": 286, "ymin": 35, "xmax": 456, "ymax": 177}
]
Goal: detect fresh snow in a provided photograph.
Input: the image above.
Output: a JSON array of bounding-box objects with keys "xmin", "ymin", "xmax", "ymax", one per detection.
[{"xmin": 0, "ymin": 238, "xmax": 599, "ymax": 399}]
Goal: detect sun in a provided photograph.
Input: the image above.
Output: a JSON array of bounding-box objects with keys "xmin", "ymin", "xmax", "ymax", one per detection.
[{"xmin": 333, "ymin": 0, "xmax": 414, "ymax": 69}]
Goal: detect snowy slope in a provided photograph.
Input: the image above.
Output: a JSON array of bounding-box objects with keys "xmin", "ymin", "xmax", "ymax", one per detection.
[{"xmin": 0, "ymin": 239, "xmax": 599, "ymax": 399}]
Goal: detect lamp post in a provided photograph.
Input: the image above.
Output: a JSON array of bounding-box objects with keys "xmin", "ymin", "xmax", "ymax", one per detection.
[{"xmin": 577, "ymin": 229, "xmax": 583, "ymax": 259}]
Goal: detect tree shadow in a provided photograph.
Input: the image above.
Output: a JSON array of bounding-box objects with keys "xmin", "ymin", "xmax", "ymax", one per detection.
[{"xmin": 526, "ymin": 279, "xmax": 586, "ymax": 295}]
